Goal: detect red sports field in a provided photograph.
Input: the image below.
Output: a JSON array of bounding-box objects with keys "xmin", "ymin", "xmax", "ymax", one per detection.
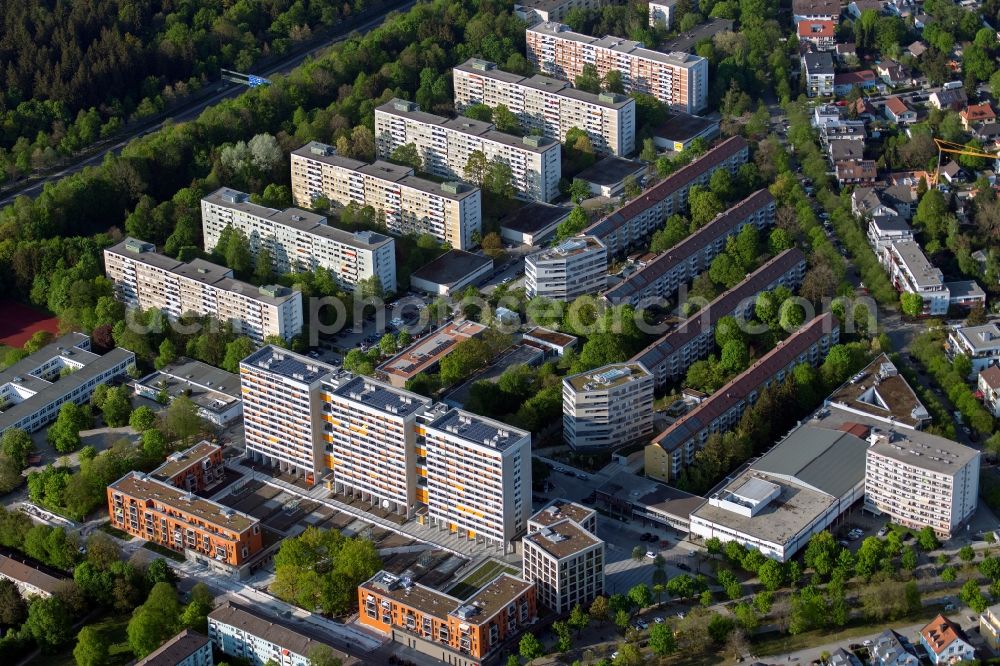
[{"xmin": 0, "ymin": 300, "xmax": 60, "ymax": 348}]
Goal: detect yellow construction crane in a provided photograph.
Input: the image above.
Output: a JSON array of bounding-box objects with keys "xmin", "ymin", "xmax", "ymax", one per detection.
[{"xmin": 932, "ymin": 138, "xmax": 1000, "ymax": 186}]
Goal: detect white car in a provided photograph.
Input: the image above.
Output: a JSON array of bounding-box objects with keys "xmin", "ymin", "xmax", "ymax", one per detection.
[
  {"xmin": 654, "ymin": 616, "xmax": 664, "ymax": 624},
  {"xmin": 611, "ymin": 651, "xmax": 619, "ymax": 660},
  {"xmin": 637, "ymin": 620, "xmax": 648, "ymax": 630}
]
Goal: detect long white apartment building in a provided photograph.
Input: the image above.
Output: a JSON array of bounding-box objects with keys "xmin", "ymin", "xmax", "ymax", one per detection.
[
  {"xmin": 201, "ymin": 188, "xmax": 396, "ymax": 293},
  {"xmin": 865, "ymin": 427, "xmax": 980, "ymax": 538},
  {"xmin": 374, "ymin": 99, "xmax": 561, "ymax": 202},
  {"xmin": 603, "ymin": 189, "xmax": 776, "ymax": 306},
  {"xmin": 526, "ymin": 22, "xmax": 709, "ymax": 113},
  {"xmin": 240, "ymin": 347, "xmax": 333, "ymax": 486},
  {"xmin": 453, "ymin": 59, "xmax": 636, "ymax": 156},
  {"xmin": 947, "ymin": 323, "xmax": 1000, "ymax": 376},
  {"xmin": 523, "ymin": 501, "xmax": 605, "ymax": 613},
  {"xmin": 562, "ymin": 362, "xmax": 654, "ymax": 449},
  {"xmin": 290, "ymin": 142, "xmax": 482, "ymax": 250},
  {"xmin": 883, "ymin": 240, "xmax": 986, "ymax": 316},
  {"xmin": 238, "ymin": 346, "xmax": 532, "ymax": 550},
  {"xmin": 525, "ymin": 235, "xmax": 607, "ymax": 301},
  {"xmin": 583, "ymin": 136, "xmax": 748, "ymax": 255},
  {"xmin": 104, "ymin": 238, "xmax": 302, "ymax": 343}
]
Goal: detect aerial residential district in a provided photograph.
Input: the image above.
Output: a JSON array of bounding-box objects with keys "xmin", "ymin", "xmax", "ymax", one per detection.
[{"xmin": 12, "ymin": 1, "xmax": 1000, "ymax": 666}]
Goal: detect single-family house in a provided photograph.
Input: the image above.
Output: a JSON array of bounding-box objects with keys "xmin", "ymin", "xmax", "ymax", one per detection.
[
  {"xmin": 876, "ymin": 58, "xmax": 911, "ymax": 86},
  {"xmin": 836, "ymin": 160, "xmax": 877, "ymax": 185},
  {"xmin": 907, "ymin": 41, "xmax": 927, "ymax": 57},
  {"xmin": 792, "ymin": 0, "xmax": 841, "ymax": 22},
  {"xmin": 884, "ymin": 96, "xmax": 917, "ymax": 123},
  {"xmin": 920, "ymin": 615, "xmax": 975, "ymax": 664},
  {"xmin": 834, "ymin": 69, "xmax": 882, "ymax": 95},
  {"xmin": 929, "ymin": 88, "xmax": 968, "ymax": 110},
  {"xmin": 872, "ymin": 628, "xmax": 921, "ymax": 666},
  {"xmin": 836, "ymin": 42, "xmax": 858, "ymax": 63},
  {"xmin": 847, "ymin": 0, "xmax": 885, "ymax": 17},
  {"xmin": 829, "ymin": 139, "xmax": 865, "ymax": 163},
  {"xmin": 961, "ymin": 103, "xmax": 997, "ymax": 130},
  {"xmin": 939, "ymin": 160, "xmax": 965, "ymax": 184}
]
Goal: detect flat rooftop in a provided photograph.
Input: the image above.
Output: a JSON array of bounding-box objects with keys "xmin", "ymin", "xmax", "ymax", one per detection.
[
  {"xmin": 325, "ymin": 373, "xmax": 431, "ymax": 417},
  {"xmin": 151, "ymin": 441, "xmax": 221, "ymax": 482},
  {"xmin": 428, "ymin": 409, "xmax": 529, "ymax": 452},
  {"xmin": 456, "ymin": 59, "xmax": 632, "ymax": 110},
  {"xmin": 565, "ymin": 362, "xmax": 650, "ymax": 392},
  {"xmin": 574, "ymin": 157, "xmax": 645, "ymax": 186},
  {"xmin": 524, "ymin": 518, "xmax": 600, "ymax": 559},
  {"xmin": 825, "ymin": 353, "xmax": 929, "ymax": 428},
  {"xmin": 522, "ymin": 326, "xmax": 578, "ymax": 348},
  {"xmin": 530, "ymin": 499, "xmax": 596, "ymax": 528},
  {"xmin": 135, "ymin": 359, "xmax": 239, "ymax": 416},
  {"xmin": 110, "ymin": 472, "xmax": 259, "ymax": 533},
  {"xmin": 240, "ymin": 346, "xmax": 334, "ymax": 384},
  {"xmin": 499, "ymin": 202, "xmax": 570, "ymax": 235},
  {"xmin": 595, "ymin": 468, "xmax": 706, "ymax": 521},
  {"xmin": 410, "ymin": 250, "xmax": 493, "ymax": 286},
  {"xmin": 379, "ymin": 319, "xmax": 488, "ymax": 381},
  {"xmin": 868, "ymin": 432, "xmax": 979, "ymax": 475},
  {"xmin": 652, "ymin": 112, "xmax": 719, "ymax": 142},
  {"xmin": 529, "ymin": 23, "xmax": 707, "ymax": 69},
  {"xmin": 890, "ymin": 240, "xmax": 944, "ymax": 290},
  {"xmin": 208, "ymin": 602, "xmax": 358, "ymax": 664},
  {"xmin": 529, "ymin": 235, "xmax": 605, "ymax": 262},
  {"xmin": 463, "ymin": 574, "xmax": 534, "ymax": 623}
]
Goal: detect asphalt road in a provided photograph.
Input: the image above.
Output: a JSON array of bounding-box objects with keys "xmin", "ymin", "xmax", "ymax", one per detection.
[{"xmin": 0, "ymin": 0, "xmax": 415, "ymax": 207}]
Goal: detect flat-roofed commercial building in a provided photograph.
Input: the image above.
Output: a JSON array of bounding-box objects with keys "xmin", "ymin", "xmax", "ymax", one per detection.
[
  {"xmin": 562, "ymin": 362, "xmax": 654, "ymax": 449},
  {"xmin": 582, "ymin": 136, "xmax": 748, "ymax": 255},
  {"xmin": 523, "ymin": 509, "xmax": 604, "ymax": 613},
  {"xmin": 374, "ymin": 99, "xmax": 561, "ymax": 202},
  {"xmin": 378, "ymin": 320, "xmax": 488, "ymax": 388},
  {"xmin": 603, "ymin": 189, "xmax": 775, "ymax": 306},
  {"xmin": 290, "ymin": 142, "xmax": 482, "ymax": 250},
  {"xmin": 630, "ymin": 248, "xmax": 807, "ymax": 389},
  {"xmin": 0, "ymin": 332, "xmax": 134, "ymax": 437},
  {"xmin": 453, "ymin": 59, "xmax": 635, "ymax": 156},
  {"xmin": 358, "ymin": 570, "xmax": 536, "ymax": 666},
  {"xmin": 525, "ymin": 236, "xmax": 607, "ymax": 301},
  {"xmin": 240, "ymin": 347, "xmax": 334, "ymax": 485},
  {"xmin": 526, "ymin": 22, "xmax": 709, "ymax": 113},
  {"xmin": 689, "ymin": 418, "xmax": 869, "ymax": 561},
  {"xmin": 409, "ymin": 250, "xmax": 494, "ymax": 297},
  {"xmin": 420, "ymin": 406, "xmax": 532, "ymax": 551},
  {"xmin": 865, "ymin": 427, "xmax": 980, "ymax": 538},
  {"xmin": 104, "ymin": 238, "xmax": 302, "ymax": 343},
  {"xmin": 108, "ymin": 471, "xmax": 262, "ymax": 569},
  {"xmin": 499, "ymin": 202, "xmax": 569, "ymax": 246},
  {"xmin": 209, "ymin": 602, "xmax": 358, "ymax": 666},
  {"xmin": 135, "ymin": 629, "xmax": 213, "ymax": 666},
  {"xmin": 594, "ymin": 469, "xmax": 704, "ymax": 532},
  {"xmin": 646, "ymin": 313, "xmax": 840, "ymax": 483},
  {"xmin": 321, "ymin": 371, "xmax": 432, "ymax": 518},
  {"xmin": 134, "ymin": 359, "xmax": 242, "ymax": 426},
  {"xmin": 650, "ymin": 111, "xmax": 720, "ymax": 152},
  {"xmin": 201, "ymin": 188, "xmax": 396, "ymax": 293}
]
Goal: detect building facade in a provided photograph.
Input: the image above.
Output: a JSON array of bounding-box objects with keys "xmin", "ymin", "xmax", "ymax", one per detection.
[
  {"xmin": 603, "ymin": 189, "xmax": 776, "ymax": 306},
  {"xmin": 201, "ymin": 188, "xmax": 396, "ymax": 293},
  {"xmin": 525, "ymin": 236, "xmax": 607, "ymax": 301},
  {"xmin": 525, "ymin": 22, "xmax": 709, "ymax": 113},
  {"xmin": 582, "ymin": 136, "xmax": 748, "ymax": 255},
  {"xmin": 947, "ymin": 323, "xmax": 1000, "ymax": 376},
  {"xmin": 919, "ymin": 615, "xmax": 975, "ymax": 664},
  {"xmin": 104, "ymin": 238, "xmax": 302, "ymax": 343},
  {"xmin": 631, "ymin": 248, "xmax": 807, "ymax": 390},
  {"xmin": 135, "ymin": 629, "xmax": 213, "ymax": 666},
  {"xmin": 0, "ymin": 554, "xmax": 65, "ymax": 598},
  {"xmin": 646, "ymin": 313, "xmax": 839, "ymax": 483},
  {"xmin": 802, "ymin": 52, "xmax": 835, "ymax": 97},
  {"xmin": 865, "ymin": 429, "xmax": 980, "ymax": 538},
  {"xmin": 208, "ymin": 602, "xmax": 356, "ymax": 666},
  {"xmin": 648, "ymin": 0, "xmax": 678, "ymax": 27},
  {"xmin": 358, "ymin": 571, "xmax": 536, "ymax": 666},
  {"xmin": 374, "ymin": 99, "xmax": 561, "ymax": 202},
  {"xmin": 884, "ymin": 240, "xmax": 950, "ymax": 316},
  {"xmin": 562, "ymin": 362, "xmax": 654, "ymax": 450},
  {"xmin": 453, "ymin": 59, "xmax": 635, "ymax": 156},
  {"xmin": 0, "ymin": 332, "xmax": 134, "ymax": 437},
  {"xmin": 290, "ymin": 142, "xmax": 482, "ymax": 250},
  {"xmin": 523, "ymin": 504, "xmax": 605, "ymax": 613}
]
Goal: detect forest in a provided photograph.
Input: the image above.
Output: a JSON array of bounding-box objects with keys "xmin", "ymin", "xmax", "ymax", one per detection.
[{"xmin": 0, "ymin": 0, "xmax": 386, "ymax": 184}]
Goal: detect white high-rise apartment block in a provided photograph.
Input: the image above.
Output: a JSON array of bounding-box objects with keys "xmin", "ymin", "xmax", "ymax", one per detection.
[
  {"xmin": 238, "ymin": 349, "xmax": 532, "ymax": 550},
  {"xmin": 321, "ymin": 371, "xmax": 432, "ymax": 518},
  {"xmin": 523, "ymin": 501, "xmax": 605, "ymax": 613},
  {"xmin": 865, "ymin": 428, "xmax": 980, "ymax": 538},
  {"xmin": 526, "ymin": 22, "xmax": 709, "ymax": 114},
  {"xmin": 240, "ymin": 347, "xmax": 333, "ymax": 486},
  {"xmin": 104, "ymin": 238, "xmax": 302, "ymax": 343},
  {"xmin": 421, "ymin": 405, "xmax": 532, "ymax": 550},
  {"xmin": 374, "ymin": 98, "xmax": 562, "ymax": 202},
  {"xmin": 648, "ymin": 0, "xmax": 678, "ymax": 27},
  {"xmin": 201, "ymin": 188, "xmax": 397, "ymax": 293},
  {"xmin": 290, "ymin": 142, "xmax": 482, "ymax": 251},
  {"xmin": 525, "ymin": 235, "xmax": 607, "ymax": 301},
  {"xmin": 562, "ymin": 362, "xmax": 654, "ymax": 449},
  {"xmin": 453, "ymin": 59, "xmax": 636, "ymax": 156}
]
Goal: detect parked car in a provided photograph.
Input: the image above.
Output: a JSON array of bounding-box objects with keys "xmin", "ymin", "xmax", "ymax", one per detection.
[
  {"xmin": 677, "ymin": 562, "xmax": 692, "ymax": 572},
  {"xmin": 646, "ymin": 549, "xmax": 657, "ymax": 558},
  {"xmin": 637, "ymin": 620, "xmax": 648, "ymax": 630},
  {"xmin": 575, "ymin": 472, "xmax": 588, "ymax": 480},
  {"xmin": 877, "ymin": 526, "xmax": 888, "ymax": 537},
  {"xmin": 654, "ymin": 616, "xmax": 664, "ymax": 624}
]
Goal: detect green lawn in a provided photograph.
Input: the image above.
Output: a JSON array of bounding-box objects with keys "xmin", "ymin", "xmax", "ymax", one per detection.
[
  {"xmin": 34, "ymin": 615, "xmax": 132, "ymax": 666},
  {"xmin": 142, "ymin": 542, "xmax": 185, "ymax": 562},
  {"xmin": 448, "ymin": 560, "xmax": 518, "ymax": 600},
  {"xmin": 99, "ymin": 521, "xmax": 132, "ymax": 540}
]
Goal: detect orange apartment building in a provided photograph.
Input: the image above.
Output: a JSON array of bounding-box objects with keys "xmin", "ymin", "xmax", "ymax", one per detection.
[
  {"xmin": 108, "ymin": 445, "xmax": 263, "ymax": 571},
  {"xmin": 358, "ymin": 571, "xmax": 537, "ymax": 666},
  {"xmin": 151, "ymin": 440, "xmax": 226, "ymax": 492}
]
